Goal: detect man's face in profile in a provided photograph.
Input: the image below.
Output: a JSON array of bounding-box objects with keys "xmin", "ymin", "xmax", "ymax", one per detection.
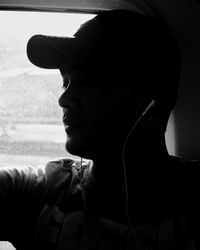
[{"xmin": 58, "ymin": 64, "xmax": 137, "ymax": 159}]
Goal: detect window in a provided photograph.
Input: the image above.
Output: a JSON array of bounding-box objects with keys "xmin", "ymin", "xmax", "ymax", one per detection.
[
  {"xmin": 0, "ymin": 11, "xmax": 94, "ymax": 167},
  {"xmin": 0, "ymin": 10, "xmax": 94, "ymax": 250}
]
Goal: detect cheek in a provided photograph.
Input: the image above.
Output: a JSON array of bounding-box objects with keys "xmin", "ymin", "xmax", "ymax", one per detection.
[
  {"xmin": 84, "ymin": 99, "xmax": 125, "ymax": 132},
  {"xmin": 81, "ymin": 89, "xmax": 136, "ymax": 132}
]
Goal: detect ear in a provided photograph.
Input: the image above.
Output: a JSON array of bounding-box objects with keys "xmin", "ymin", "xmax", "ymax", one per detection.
[{"xmin": 151, "ymin": 78, "xmax": 178, "ymax": 112}]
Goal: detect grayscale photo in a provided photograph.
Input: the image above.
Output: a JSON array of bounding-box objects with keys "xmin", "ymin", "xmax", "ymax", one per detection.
[{"xmin": 0, "ymin": 0, "xmax": 200, "ymax": 249}]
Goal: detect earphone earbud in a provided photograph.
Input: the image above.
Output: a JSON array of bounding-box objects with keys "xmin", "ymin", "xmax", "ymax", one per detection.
[{"xmin": 141, "ymin": 99, "xmax": 155, "ymax": 117}]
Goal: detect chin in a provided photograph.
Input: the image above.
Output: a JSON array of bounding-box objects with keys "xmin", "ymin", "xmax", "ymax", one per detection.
[
  {"xmin": 65, "ymin": 136, "xmax": 87, "ymax": 158},
  {"xmin": 66, "ymin": 134, "xmax": 98, "ymax": 160}
]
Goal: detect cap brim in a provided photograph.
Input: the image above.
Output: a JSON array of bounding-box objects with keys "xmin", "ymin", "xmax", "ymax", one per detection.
[{"xmin": 27, "ymin": 35, "xmax": 79, "ymax": 69}]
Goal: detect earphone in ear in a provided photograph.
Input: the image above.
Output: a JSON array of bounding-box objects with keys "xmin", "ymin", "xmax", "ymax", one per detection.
[
  {"xmin": 141, "ymin": 99, "xmax": 155, "ymax": 117},
  {"xmin": 122, "ymin": 98, "xmax": 156, "ymax": 150}
]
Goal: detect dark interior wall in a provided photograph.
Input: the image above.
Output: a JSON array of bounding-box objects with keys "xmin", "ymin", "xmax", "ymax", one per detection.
[
  {"xmin": 174, "ymin": 53, "xmax": 200, "ymax": 160},
  {"xmin": 144, "ymin": 0, "xmax": 200, "ymax": 159},
  {"xmin": 168, "ymin": 0, "xmax": 200, "ymax": 160}
]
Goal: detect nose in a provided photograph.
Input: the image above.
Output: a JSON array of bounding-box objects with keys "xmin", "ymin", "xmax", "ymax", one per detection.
[
  {"xmin": 58, "ymin": 89, "xmax": 67, "ymax": 108},
  {"xmin": 58, "ymin": 87, "xmax": 80, "ymax": 109}
]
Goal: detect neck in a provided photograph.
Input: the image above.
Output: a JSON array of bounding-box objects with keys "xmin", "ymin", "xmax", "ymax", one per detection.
[
  {"xmin": 83, "ymin": 128, "xmax": 171, "ymax": 224},
  {"xmin": 83, "ymin": 131, "xmax": 168, "ymax": 224},
  {"xmin": 90, "ymin": 131, "xmax": 168, "ymax": 194},
  {"xmin": 91, "ymin": 130, "xmax": 169, "ymax": 180}
]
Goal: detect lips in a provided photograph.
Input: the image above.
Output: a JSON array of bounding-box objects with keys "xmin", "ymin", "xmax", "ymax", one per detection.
[
  {"xmin": 64, "ymin": 119, "xmax": 81, "ymax": 127},
  {"xmin": 62, "ymin": 109, "xmax": 83, "ymax": 129},
  {"xmin": 63, "ymin": 115, "xmax": 82, "ymax": 128}
]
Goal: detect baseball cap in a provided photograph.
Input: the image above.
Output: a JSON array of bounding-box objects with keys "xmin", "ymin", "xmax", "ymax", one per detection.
[{"xmin": 26, "ymin": 9, "xmax": 157, "ymax": 72}]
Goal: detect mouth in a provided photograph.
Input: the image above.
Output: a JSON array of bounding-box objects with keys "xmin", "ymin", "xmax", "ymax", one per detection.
[
  {"xmin": 63, "ymin": 117, "xmax": 82, "ymax": 129},
  {"xmin": 62, "ymin": 109, "xmax": 83, "ymax": 130},
  {"xmin": 64, "ymin": 122, "xmax": 82, "ymax": 135},
  {"xmin": 64, "ymin": 120, "xmax": 81, "ymax": 128}
]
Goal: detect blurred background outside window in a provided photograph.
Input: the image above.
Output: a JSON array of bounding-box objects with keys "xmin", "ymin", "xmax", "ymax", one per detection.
[{"xmin": 0, "ymin": 11, "xmax": 93, "ymax": 250}]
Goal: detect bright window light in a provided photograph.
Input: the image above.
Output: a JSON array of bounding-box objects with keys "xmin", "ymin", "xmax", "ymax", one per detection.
[
  {"xmin": 0, "ymin": 11, "xmax": 94, "ymax": 249},
  {"xmin": 0, "ymin": 11, "xmax": 94, "ymax": 163}
]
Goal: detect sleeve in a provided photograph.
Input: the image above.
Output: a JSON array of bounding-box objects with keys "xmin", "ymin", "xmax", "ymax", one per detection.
[
  {"xmin": 0, "ymin": 158, "xmax": 77, "ymax": 248},
  {"xmin": 0, "ymin": 165, "xmax": 46, "ymax": 244}
]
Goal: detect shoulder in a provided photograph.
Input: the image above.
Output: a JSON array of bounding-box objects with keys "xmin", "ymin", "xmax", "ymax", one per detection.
[
  {"xmin": 0, "ymin": 158, "xmax": 93, "ymax": 201},
  {"xmin": 44, "ymin": 157, "xmax": 92, "ymax": 179},
  {"xmin": 44, "ymin": 157, "xmax": 93, "ymax": 191},
  {"xmin": 44, "ymin": 157, "xmax": 75, "ymax": 177},
  {"xmin": 169, "ymin": 155, "xmax": 200, "ymax": 178},
  {"xmin": 169, "ymin": 155, "xmax": 200, "ymax": 191},
  {"xmin": 0, "ymin": 157, "xmax": 90, "ymax": 188},
  {"xmin": 0, "ymin": 165, "xmax": 45, "ymax": 189},
  {"xmin": 169, "ymin": 155, "xmax": 200, "ymax": 215}
]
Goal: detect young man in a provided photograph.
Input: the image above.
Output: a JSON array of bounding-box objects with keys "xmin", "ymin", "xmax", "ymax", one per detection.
[{"xmin": 0, "ymin": 9, "xmax": 199, "ymax": 250}]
